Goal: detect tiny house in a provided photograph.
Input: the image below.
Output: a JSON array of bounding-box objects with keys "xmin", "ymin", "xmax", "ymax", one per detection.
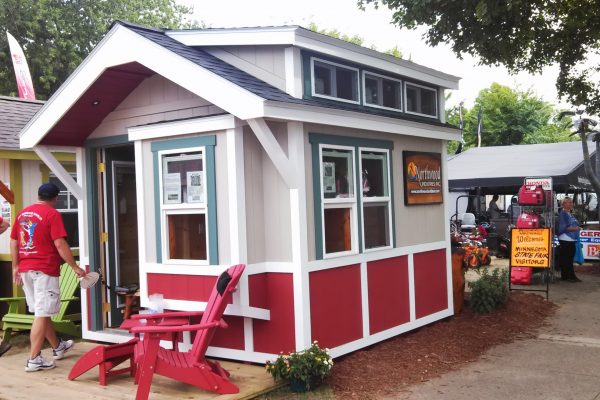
[{"xmin": 19, "ymin": 22, "xmax": 460, "ymax": 362}]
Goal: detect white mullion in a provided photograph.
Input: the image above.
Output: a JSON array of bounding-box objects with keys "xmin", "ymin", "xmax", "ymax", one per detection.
[
  {"xmin": 408, "ymin": 253, "xmax": 416, "ymax": 321},
  {"xmin": 360, "ymin": 261, "xmax": 370, "ymax": 338}
]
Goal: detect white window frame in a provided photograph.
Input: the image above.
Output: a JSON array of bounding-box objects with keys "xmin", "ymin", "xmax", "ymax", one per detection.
[
  {"xmin": 49, "ymin": 172, "xmax": 79, "ymax": 248},
  {"xmin": 404, "ymin": 82, "xmax": 438, "ymax": 118},
  {"xmin": 319, "ymin": 144, "xmax": 359, "ymax": 258},
  {"xmin": 157, "ymin": 147, "xmax": 209, "ymax": 265},
  {"xmin": 311, "ymin": 57, "xmax": 360, "ymax": 105},
  {"xmin": 359, "ymin": 148, "xmax": 393, "ymax": 252},
  {"xmin": 362, "ymin": 71, "xmax": 403, "ymax": 112}
]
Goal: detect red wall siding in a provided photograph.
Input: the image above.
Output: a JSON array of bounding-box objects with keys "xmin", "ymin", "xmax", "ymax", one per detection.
[
  {"xmin": 210, "ymin": 316, "xmax": 245, "ymax": 350},
  {"xmin": 367, "ymin": 256, "xmax": 410, "ymax": 334},
  {"xmin": 146, "ymin": 273, "xmax": 230, "ymax": 303},
  {"xmin": 413, "ymin": 249, "xmax": 448, "ymax": 319},
  {"xmin": 249, "ymin": 273, "xmax": 296, "ymax": 354},
  {"xmin": 310, "ymin": 265, "xmax": 363, "ymax": 348}
]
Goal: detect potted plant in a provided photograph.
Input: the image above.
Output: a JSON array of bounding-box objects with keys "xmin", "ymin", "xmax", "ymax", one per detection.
[{"xmin": 265, "ymin": 341, "xmax": 333, "ymax": 392}]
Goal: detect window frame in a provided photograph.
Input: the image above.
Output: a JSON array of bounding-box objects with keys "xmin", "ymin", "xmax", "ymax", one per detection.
[
  {"xmin": 310, "ymin": 133, "xmax": 395, "ymax": 260},
  {"xmin": 319, "ymin": 144, "xmax": 359, "ymax": 258},
  {"xmin": 404, "ymin": 82, "xmax": 438, "ymax": 118},
  {"xmin": 157, "ymin": 147, "xmax": 209, "ymax": 265},
  {"xmin": 151, "ymin": 135, "xmax": 218, "ymax": 266},
  {"xmin": 361, "ymin": 71, "xmax": 403, "ymax": 112},
  {"xmin": 359, "ymin": 147, "xmax": 393, "ymax": 252},
  {"xmin": 311, "ymin": 57, "xmax": 361, "ymax": 105}
]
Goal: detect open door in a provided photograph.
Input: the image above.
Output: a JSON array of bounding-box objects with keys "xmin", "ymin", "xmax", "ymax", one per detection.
[{"xmin": 103, "ymin": 146, "xmax": 138, "ymax": 327}]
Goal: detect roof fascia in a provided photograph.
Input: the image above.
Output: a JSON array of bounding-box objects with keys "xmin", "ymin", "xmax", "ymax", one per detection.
[
  {"xmin": 20, "ymin": 24, "xmax": 265, "ymax": 149},
  {"xmin": 263, "ymin": 101, "xmax": 461, "ymax": 141},
  {"xmin": 167, "ymin": 27, "xmax": 460, "ymax": 89}
]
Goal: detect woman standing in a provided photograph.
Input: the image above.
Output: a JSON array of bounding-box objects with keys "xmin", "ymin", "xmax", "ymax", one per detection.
[{"xmin": 558, "ymin": 197, "xmax": 581, "ymax": 282}]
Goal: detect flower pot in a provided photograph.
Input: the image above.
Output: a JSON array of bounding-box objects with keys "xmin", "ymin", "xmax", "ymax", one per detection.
[{"xmin": 289, "ymin": 378, "xmax": 321, "ymax": 393}]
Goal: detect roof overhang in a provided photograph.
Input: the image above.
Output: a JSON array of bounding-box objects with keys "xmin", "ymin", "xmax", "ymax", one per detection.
[
  {"xmin": 263, "ymin": 100, "xmax": 461, "ymax": 141},
  {"xmin": 20, "ymin": 24, "xmax": 267, "ymax": 149},
  {"xmin": 167, "ymin": 26, "xmax": 460, "ymax": 90}
]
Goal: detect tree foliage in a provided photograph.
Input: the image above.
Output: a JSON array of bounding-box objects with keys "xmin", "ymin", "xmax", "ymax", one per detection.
[
  {"xmin": 357, "ymin": 0, "xmax": 600, "ymax": 114},
  {"xmin": 0, "ymin": 0, "xmax": 196, "ymax": 99},
  {"xmin": 445, "ymin": 83, "xmax": 574, "ymax": 153}
]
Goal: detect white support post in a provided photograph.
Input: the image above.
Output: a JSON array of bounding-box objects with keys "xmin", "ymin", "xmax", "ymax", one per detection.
[
  {"xmin": 74, "ymin": 147, "xmax": 87, "ymax": 263},
  {"xmin": 33, "ymin": 145, "xmax": 83, "ymax": 200},
  {"xmin": 247, "ymin": 118, "xmax": 296, "ymax": 189},
  {"xmin": 287, "ymin": 121, "xmax": 312, "ymax": 351},
  {"xmin": 226, "ymin": 126, "xmax": 253, "ymax": 351}
]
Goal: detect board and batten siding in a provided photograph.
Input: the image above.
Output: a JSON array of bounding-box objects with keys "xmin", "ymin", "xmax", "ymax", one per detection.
[
  {"xmin": 88, "ymin": 75, "xmax": 225, "ymax": 140},
  {"xmin": 207, "ymin": 45, "xmax": 287, "ymax": 92},
  {"xmin": 303, "ymin": 123, "xmax": 446, "ymax": 261},
  {"xmin": 243, "ymin": 123, "xmax": 293, "ymax": 265}
]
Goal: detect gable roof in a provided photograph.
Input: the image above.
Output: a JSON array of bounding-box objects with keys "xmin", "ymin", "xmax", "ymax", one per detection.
[
  {"xmin": 448, "ymin": 141, "xmax": 593, "ymax": 192},
  {"xmin": 0, "ymin": 96, "xmax": 44, "ymax": 149}
]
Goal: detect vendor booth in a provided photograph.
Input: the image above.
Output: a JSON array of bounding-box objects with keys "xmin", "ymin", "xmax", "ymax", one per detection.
[{"xmin": 19, "ymin": 22, "xmax": 460, "ymax": 362}]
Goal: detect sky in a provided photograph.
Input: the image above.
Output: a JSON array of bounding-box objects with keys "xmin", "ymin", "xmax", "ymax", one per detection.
[{"xmin": 180, "ymin": 0, "xmax": 567, "ymax": 110}]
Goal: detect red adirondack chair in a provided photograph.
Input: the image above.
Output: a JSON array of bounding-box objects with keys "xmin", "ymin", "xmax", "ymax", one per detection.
[
  {"xmin": 130, "ymin": 264, "xmax": 245, "ymax": 399},
  {"xmin": 68, "ymin": 264, "xmax": 245, "ymax": 398}
]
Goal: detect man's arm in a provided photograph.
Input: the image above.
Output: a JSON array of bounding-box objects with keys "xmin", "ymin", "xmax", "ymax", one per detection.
[
  {"xmin": 54, "ymin": 237, "xmax": 86, "ymax": 278},
  {"xmin": 10, "ymin": 238, "xmax": 21, "ymax": 285}
]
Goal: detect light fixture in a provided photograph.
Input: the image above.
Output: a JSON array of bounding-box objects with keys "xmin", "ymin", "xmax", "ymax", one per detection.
[{"xmin": 91, "ymin": 99, "xmax": 100, "ymax": 106}]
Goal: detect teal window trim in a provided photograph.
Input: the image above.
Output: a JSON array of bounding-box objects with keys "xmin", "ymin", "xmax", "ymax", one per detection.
[
  {"xmin": 302, "ymin": 50, "xmax": 440, "ymax": 120},
  {"xmin": 310, "ymin": 133, "xmax": 395, "ymax": 259},
  {"xmin": 151, "ymin": 135, "xmax": 218, "ymax": 265}
]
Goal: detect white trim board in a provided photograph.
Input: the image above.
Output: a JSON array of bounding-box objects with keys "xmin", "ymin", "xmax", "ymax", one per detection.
[{"xmin": 128, "ymin": 114, "xmax": 240, "ymax": 141}]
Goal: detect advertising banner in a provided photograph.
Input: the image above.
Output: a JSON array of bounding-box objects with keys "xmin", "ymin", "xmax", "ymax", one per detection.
[
  {"xmin": 6, "ymin": 31, "xmax": 36, "ymax": 100},
  {"xmin": 511, "ymin": 228, "xmax": 552, "ymax": 268},
  {"xmin": 580, "ymin": 230, "xmax": 600, "ymax": 260},
  {"xmin": 403, "ymin": 151, "xmax": 443, "ymax": 205}
]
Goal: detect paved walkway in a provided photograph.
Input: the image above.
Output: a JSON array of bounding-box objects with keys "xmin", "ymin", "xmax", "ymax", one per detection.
[{"xmin": 395, "ymin": 268, "xmax": 600, "ymax": 400}]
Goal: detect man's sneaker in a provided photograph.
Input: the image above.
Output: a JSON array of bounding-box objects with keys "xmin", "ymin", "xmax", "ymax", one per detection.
[
  {"xmin": 52, "ymin": 338, "xmax": 74, "ymax": 360},
  {"xmin": 25, "ymin": 354, "xmax": 55, "ymax": 372}
]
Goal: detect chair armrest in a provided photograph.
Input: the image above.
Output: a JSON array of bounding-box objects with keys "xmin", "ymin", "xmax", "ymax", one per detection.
[
  {"xmin": 129, "ymin": 310, "xmax": 204, "ymax": 321},
  {"xmin": 0, "ymin": 297, "xmax": 26, "ymax": 303},
  {"xmin": 130, "ymin": 319, "xmax": 227, "ymax": 335},
  {"xmin": 60, "ymin": 297, "xmax": 79, "ymax": 302}
]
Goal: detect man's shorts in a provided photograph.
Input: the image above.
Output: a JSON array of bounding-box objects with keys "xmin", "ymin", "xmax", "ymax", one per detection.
[{"xmin": 21, "ymin": 271, "xmax": 61, "ymax": 317}]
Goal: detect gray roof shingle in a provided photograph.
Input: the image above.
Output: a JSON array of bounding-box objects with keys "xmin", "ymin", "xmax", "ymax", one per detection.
[{"xmin": 0, "ymin": 96, "xmax": 44, "ymax": 149}]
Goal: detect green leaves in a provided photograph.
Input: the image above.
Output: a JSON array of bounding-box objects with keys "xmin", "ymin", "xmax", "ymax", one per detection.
[
  {"xmin": 468, "ymin": 267, "xmax": 509, "ymax": 314},
  {"xmin": 357, "ymin": 0, "xmax": 600, "ymax": 113},
  {"xmin": 0, "ymin": 0, "xmax": 195, "ymax": 99}
]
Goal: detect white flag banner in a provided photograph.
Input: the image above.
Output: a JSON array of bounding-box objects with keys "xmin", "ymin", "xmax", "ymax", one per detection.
[{"xmin": 6, "ymin": 31, "xmax": 36, "ymax": 100}]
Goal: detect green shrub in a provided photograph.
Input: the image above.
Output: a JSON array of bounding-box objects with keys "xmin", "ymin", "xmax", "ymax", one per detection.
[{"xmin": 468, "ymin": 268, "xmax": 509, "ymax": 314}]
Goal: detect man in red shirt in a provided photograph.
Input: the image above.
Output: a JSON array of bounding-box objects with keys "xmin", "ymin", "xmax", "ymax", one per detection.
[{"xmin": 10, "ymin": 182, "xmax": 86, "ymax": 371}]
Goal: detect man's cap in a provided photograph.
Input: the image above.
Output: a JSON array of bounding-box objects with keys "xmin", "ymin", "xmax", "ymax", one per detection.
[{"xmin": 38, "ymin": 182, "xmax": 60, "ymax": 198}]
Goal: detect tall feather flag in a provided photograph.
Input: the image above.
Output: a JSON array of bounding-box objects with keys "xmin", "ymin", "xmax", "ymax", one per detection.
[
  {"xmin": 476, "ymin": 106, "xmax": 483, "ymax": 147},
  {"xmin": 455, "ymin": 101, "xmax": 465, "ymax": 154},
  {"xmin": 6, "ymin": 31, "xmax": 36, "ymax": 100}
]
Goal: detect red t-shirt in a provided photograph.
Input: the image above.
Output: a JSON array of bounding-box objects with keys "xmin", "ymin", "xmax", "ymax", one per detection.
[{"xmin": 10, "ymin": 203, "xmax": 67, "ymax": 276}]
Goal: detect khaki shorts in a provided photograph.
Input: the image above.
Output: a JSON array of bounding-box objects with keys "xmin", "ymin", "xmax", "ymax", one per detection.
[{"xmin": 21, "ymin": 271, "xmax": 61, "ymax": 317}]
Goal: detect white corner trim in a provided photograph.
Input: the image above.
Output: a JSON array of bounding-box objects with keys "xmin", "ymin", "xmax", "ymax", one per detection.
[
  {"xmin": 247, "ymin": 118, "xmax": 296, "ymax": 189},
  {"xmin": 20, "ymin": 24, "xmax": 266, "ymax": 149},
  {"xmin": 263, "ymin": 101, "xmax": 461, "ymax": 142},
  {"xmin": 128, "ymin": 114, "xmax": 238, "ymax": 141},
  {"xmin": 284, "ymin": 46, "xmax": 303, "ymax": 98},
  {"xmin": 33, "ymin": 145, "xmax": 83, "ymax": 200}
]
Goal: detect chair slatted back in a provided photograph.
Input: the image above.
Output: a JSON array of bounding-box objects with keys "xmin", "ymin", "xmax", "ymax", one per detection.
[
  {"xmin": 190, "ymin": 264, "xmax": 245, "ymax": 361},
  {"xmin": 52, "ymin": 263, "xmax": 80, "ymax": 322}
]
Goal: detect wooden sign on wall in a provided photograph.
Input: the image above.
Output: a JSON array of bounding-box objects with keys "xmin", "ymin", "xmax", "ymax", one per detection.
[{"xmin": 402, "ymin": 151, "xmax": 443, "ymax": 205}]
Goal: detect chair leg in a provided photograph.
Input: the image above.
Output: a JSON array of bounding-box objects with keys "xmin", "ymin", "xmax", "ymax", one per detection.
[{"xmin": 135, "ymin": 336, "xmax": 160, "ymax": 400}]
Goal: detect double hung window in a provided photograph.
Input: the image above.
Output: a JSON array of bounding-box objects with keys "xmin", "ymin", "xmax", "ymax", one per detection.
[{"xmin": 312, "ymin": 134, "xmax": 394, "ymax": 259}]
